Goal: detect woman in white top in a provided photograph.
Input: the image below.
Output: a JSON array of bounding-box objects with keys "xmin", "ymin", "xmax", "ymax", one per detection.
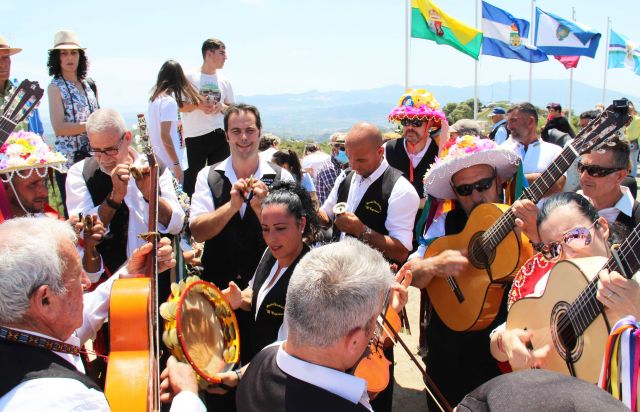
[
  {"xmin": 271, "ymin": 149, "xmax": 319, "ymax": 208},
  {"xmin": 148, "ymin": 60, "xmax": 201, "ymax": 183},
  {"xmin": 223, "ymin": 181, "xmax": 319, "ymax": 363}
]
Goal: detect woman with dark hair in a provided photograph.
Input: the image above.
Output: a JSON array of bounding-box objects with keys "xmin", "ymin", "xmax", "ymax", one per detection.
[
  {"xmin": 47, "ymin": 30, "xmax": 98, "ymax": 215},
  {"xmin": 148, "ymin": 59, "xmax": 201, "ymax": 182},
  {"xmin": 490, "ymin": 191, "xmax": 639, "ymax": 369},
  {"xmin": 223, "ymin": 181, "xmax": 319, "ymax": 363},
  {"xmin": 271, "ymin": 149, "xmax": 318, "ymax": 207}
]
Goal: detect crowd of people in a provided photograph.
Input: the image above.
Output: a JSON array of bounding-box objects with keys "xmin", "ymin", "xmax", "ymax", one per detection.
[{"xmin": 1, "ymin": 30, "xmax": 639, "ymax": 412}]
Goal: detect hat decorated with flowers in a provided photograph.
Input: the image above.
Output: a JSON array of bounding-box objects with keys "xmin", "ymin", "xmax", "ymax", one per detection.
[
  {"xmin": 388, "ymin": 89, "xmax": 447, "ymax": 128},
  {"xmin": 0, "ymin": 131, "xmax": 66, "ymax": 179},
  {"xmin": 423, "ymin": 135, "xmax": 520, "ymax": 200}
]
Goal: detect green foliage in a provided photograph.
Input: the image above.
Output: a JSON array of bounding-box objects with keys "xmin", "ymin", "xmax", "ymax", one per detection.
[
  {"xmin": 442, "ymin": 99, "xmax": 484, "ymax": 124},
  {"xmin": 278, "ymin": 138, "xmax": 332, "ymax": 157}
]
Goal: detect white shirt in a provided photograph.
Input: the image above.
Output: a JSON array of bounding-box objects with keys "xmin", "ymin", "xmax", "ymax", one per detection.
[
  {"xmin": 182, "ymin": 70, "xmax": 234, "ymax": 137},
  {"xmin": 189, "ymin": 156, "xmax": 294, "ymax": 223},
  {"xmin": 409, "ymin": 211, "xmax": 448, "ymax": 261},
  {"xmin": 320, "ymin": 159, "xmax": 420, "ymax": 251},
  {"xmin": 0, "ymin": 264, "xmax": 205, "ymax": 412},
  {"xmin": 66, "ymin": 150, "xmax": 186, "ymax": 258},
  {"xmin": 579, "ymin": 186, "xmax": 636, "ymax": 223},
  {"xmin": 501, "ymin": 137, "xmax": 563, "ymax": 175},
  {"xmin": 275, "ymin": 342, "xmax": 372, "ymax": 411},
  {"xmin": 382, "ymin": 137, "xmax": 434, "ymax": 176},
  {"xmin": 302, "ymin": 151, "xmax": 331, "ymax": 179},
  {"xmin": 258, "ymin": 147, "xmax": 278, "ymax": 162},
  {"xmin": 248, "ymin": 261, "xmax": 289, "ymax": 321},
  {"xmin": 147, "ymin": 94, "xmax": 188, "ymax": 171},
  {"xmin": 492, "ymin": 119, "xmax": 508, "ymax": 146}
]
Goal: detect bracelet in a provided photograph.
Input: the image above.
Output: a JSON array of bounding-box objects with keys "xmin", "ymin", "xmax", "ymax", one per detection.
[
  {"xmin": 235, "ymin": 369, "xmax": 242, "ymax": 382},
  {"xmin": 104, "ymin": 196, "xmax": 121, "ymax": 210},
  {"xmin": 359, "ymin": 226, "xmax": 372, "ymax": 242},
  {"xmin": 173, "ymin": 161, "xmax": 180, "ymax": 166}
]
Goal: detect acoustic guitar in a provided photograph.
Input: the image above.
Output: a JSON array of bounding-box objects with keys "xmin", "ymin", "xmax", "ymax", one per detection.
[
  {"xmin": 0, "ymin": 79, "xmax": 44, "ymax": 143},
  {"xmin": 105, "ymin": 114, "xmax": 162, "ymax": 411},
  {"xmin": 507, "ymin": 222, "xmax": 640, "ymax": 383},
  {"xmin": 425, "ymin": 100, "xmax": 630, "ymax": 332}
]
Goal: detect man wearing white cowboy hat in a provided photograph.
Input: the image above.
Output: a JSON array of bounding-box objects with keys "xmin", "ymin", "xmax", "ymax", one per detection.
[{"xmin": 405, "ymin": 135, "xmax": 522, "ymax": 408}]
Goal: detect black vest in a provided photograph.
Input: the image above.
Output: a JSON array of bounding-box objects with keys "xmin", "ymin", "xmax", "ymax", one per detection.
[
  {"xmin": 423, "ymin": 208, "xmax": 508, "ymax": 406},
  {"xmin": 333, "ymin": 166, "xmax": 403, "ymax": 244},
  {"xmin": 236, "ymin": 345, "xmax": 370, "ymax": 412},
  {"xmin": 82, "ymin": 158, "xmax": 129, "ymax": 274},
  {"xmin": 244, "ymin": 245, "xmax": 310, "ymax": 363},
  {"xmin": 488, "ymin": 123, "xmax": 510, "ymax": 142},
  {"xmin": 201, "ymin": 163, "xmax": 283, "ymax": 289},
  {"xmin": 385, "ymin": 138, "xmax": 438, "ymax": 199},
  {"xmin": 0, "ymin": 339, "xmax": 101, "ymax": 398}
]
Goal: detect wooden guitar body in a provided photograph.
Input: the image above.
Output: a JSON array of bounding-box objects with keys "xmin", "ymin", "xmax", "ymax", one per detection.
[
  {"xmin": 104, "ymin": 275, "xmax": 156, "ymax": 410},
  {"xmin": 507, "ymin": 256, "xmax": 610, "ymax": 383},
  {"xmin": 426, "ymin": 203, "xmax": 532, "ymax": 332}
]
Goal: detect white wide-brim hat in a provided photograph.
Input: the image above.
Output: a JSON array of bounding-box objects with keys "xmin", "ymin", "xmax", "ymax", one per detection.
[
  {"xmin": 50, "ymin": 30, "xmax": 85, "ymax": 50},
  {"xmin": 424, "ymin": 135, "xmax": 521, "ymax": 200},
  {"xmin": 0, "ymin": 34, "xmax": 22, "ymax": 56}
]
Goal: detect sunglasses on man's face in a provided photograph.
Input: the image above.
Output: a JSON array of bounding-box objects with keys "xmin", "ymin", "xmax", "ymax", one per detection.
[
  {"xmin": 400, "ymin": 119, "xmax": 423, "ymax": 128},
  {"xmin": 539, "ymin": 222, "xmax": 596, "ymax": 262},
  {"xmin": 577, "ymin": 161, "xmax": 624, "ymax": 178},
  {"xmin": 452, "ymin": 173, "xmax": 496, "ymax": 197}
]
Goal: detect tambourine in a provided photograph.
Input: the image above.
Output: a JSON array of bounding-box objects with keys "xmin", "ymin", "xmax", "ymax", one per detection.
[
  {"xmin": 333, "ymin": 202, "xmax": 348, "ymax": 216},
  {"xmin": 160, "ymin": 276, "xmax": 240, "ymax": 388}
]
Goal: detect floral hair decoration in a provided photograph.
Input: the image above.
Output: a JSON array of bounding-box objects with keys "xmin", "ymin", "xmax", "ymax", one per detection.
[{"xmin": 0, "ymin": 131, "xmax": 67, "ymax": 181}]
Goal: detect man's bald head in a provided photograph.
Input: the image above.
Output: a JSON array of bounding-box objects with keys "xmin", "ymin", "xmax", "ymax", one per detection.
[{"xmin": 345, "ymin": 122, "xmax": 384, "ymax": 178}]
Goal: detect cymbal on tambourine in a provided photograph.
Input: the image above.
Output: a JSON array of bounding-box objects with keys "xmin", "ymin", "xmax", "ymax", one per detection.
[{"xmin": 333, "ymin": 202, "xmax": 348, "ymax": 216}]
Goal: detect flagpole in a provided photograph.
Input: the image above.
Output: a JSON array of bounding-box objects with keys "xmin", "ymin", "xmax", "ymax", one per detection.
[
  {"xmin": 529, "ymin": 0, "xmax": 536, "ymax": 102},
  {"xmin": 568, "ymin": 7, "xmax": 576, "ymax": 121},
  {"xmin": 405, "ymin": 0, "xmax": 410, "ymax": 90},
  {"xmin": 602, "ymin": 17, "xmax": 611, "ymax": 104},
  {"xmin": 473, "ymin": 0, "xmax": 479, "ymax": 120}
]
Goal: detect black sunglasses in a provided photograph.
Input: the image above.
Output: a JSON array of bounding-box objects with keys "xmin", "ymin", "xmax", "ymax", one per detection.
[
  {"xmin": 452, "ymin": 170, "xmax": 497, "ymax": 197},
  {"xmin": 401, "ymin": 118, "xmax": 423, "ymax": 127},
  {"xmin": 577, "ymin": 161, "xmax": 624, "ymax": 177}
]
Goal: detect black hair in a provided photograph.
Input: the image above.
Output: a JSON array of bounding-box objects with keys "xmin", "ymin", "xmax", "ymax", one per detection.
[
  {"xmin": 224, "ymin": 103, "xmax": 262, "ymax": 132},
  {"xmin": 271, "ymin": 150, "xmax": 303, "ymax": 181},
  {"xmin": 586, "ymin": 134, "xmax": 631, "ymax": 170},
  {"xmin": 579, "ymin": 110, "xmax": 600, "ymax": 121},
  {"xmin": 201, "ymin": 38, "xmax": 225, "ymax": 59},
  {"xmin": 508, "ymin": 102, "xmax": 539, "ymax": 124},
  {"xmin": 262, "ymin": 181, "xmax": 319, "ymax": 242},
  {"xmin": 47, "ymin": 49, "xmax": 88, "ymax": 79},
  {"xmin": 537, "ymin": 192, "xmax": 599, "ymax": 229}
]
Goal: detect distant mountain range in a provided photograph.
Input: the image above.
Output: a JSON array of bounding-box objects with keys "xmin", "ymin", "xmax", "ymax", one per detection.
[{"xmin": 109, "ymin": 79, "xmax": 634, "ymax": 141}]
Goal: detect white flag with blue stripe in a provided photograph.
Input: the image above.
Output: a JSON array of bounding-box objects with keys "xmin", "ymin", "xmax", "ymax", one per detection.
[
  {"xmin": 534, "ymin": 8, "xmax": 600, "ymax": 58},
  {"xmin": 481, "ymin": 1, "xmax": 548, "ymax": 63},
  {"xmin": 608, "ymin": 29, "xmax": 640, "ymax": 76}
]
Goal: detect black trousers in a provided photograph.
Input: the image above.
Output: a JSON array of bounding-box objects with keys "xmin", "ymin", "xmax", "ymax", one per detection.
[
  {"xmin": 54, "ymin": 170, "xmax": 69, "ymax": 218},
  {"xmin": 183, "ymin": 129, "xmax": 229, "ymax": 196}
]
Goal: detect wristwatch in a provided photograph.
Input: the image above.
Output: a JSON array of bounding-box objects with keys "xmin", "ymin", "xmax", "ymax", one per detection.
[{"xmin": 359, "ymin": 225, "xmax": 372, "ymax": 242}]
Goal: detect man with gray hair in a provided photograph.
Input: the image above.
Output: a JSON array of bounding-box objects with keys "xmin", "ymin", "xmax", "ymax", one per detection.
[
  {"xmin": 0, "ymin": 217, "xmax": 200, "ymax": 411},
  {"xmin": 65, "ymin": 108, "xmax": 185, "ymax": 274},
  {"xmin": 236, "ymin": 238, "xmax": 410, "ymax": 412}
]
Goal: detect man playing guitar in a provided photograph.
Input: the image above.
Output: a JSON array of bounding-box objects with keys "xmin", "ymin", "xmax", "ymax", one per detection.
[{"xmin": 406, "ymin": 135, "xmax": 522, "ymax": 407}]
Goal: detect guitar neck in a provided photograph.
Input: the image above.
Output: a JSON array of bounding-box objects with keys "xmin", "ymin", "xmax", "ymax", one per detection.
[{"xmin": 570, "ymin": 224, "xmax": 640, "ymax": 336}]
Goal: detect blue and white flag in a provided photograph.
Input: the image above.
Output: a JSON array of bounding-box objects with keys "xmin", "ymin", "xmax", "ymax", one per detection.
[
  {"xmin": 481, "ymin": 1, "xmax": 548, "ymax": 63},
  {"xmin": 534, "ymin": 8, "xmax": 600, "ymax": 58},
  {"xmin": 608, "ymin": 29, "xmax": 640, "ymax": 76}
]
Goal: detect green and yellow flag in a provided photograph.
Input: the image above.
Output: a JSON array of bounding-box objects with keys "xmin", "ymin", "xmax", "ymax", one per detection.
[{"xmin": 411, "ymin": 0, "xmax": 483, "ymax": 60}]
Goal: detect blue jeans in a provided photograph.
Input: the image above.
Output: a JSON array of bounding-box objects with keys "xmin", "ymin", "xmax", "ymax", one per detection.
[{"xmin": 630, "ymin": 141, "xmax": 639, "ymax": 178}]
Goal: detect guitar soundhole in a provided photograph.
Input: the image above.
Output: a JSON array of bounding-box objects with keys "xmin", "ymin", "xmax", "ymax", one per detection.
[
  {"xmin": 468, "ymin": 231, "xmax": 495, "ymax": 269},
  {"xmin": 550, "ymin": 301, "xmax": 584, "ymax": 363}
]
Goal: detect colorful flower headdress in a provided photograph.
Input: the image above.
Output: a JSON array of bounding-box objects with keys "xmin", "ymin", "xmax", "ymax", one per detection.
[
  {"xmin": 0, "ymin": 131, "xmax": 67, "ymax": 181},
  {"xmin": 388, "ymin": 88, "xmax": 447, "ymax": 127}
]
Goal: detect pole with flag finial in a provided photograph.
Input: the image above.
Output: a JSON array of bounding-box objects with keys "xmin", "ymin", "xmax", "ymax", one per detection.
[{"xmin": 602, "ymin": 17, "xmax": 611, "ymax": 105}]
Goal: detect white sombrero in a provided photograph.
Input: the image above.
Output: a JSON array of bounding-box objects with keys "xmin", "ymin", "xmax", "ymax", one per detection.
[
  {"xmin": 0, "ymin": 131, "xmax": 66, "ymax": 180},
  {"xmin": 423, "ymin": 135, "xmax": 521, "ymax": 200}
]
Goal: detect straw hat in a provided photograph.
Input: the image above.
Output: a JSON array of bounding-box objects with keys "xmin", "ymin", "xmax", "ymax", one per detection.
[
  {"xmin": 0, "ymin": 34, "xmax": 22, "ymax": 56},
  {"xmin": 0, "ymin": 131, "xmax": 66, "ymax": 179},
  {"xmin": 50, "ymin": 30, "xmax": 85, "ymax": 50},
  {"xmin": 423, "ymin": 135, "xmax": 520, "ymax": 200}
]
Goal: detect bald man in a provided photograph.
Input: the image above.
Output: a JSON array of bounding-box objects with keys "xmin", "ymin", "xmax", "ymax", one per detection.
[{"xmin": 318, "ymin": 122, "xmax": 419, "ymax": 264}]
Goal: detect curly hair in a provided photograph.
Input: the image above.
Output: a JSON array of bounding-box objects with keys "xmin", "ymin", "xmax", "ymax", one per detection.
[
  {"xmin": 47, "ymin": 49, "xmax": 89, "ymax": 79},
  {"xmin": 262, "ymin": 181, "xmax": 319, "ymax": 243}
]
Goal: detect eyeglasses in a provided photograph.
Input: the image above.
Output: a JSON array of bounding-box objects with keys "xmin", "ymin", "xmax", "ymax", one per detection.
[
  {"xmin": 451, "ymin": 170, "xmax": 497, "ymax": 197},
  {"xmin": 88, "ymin": 134, "xmax": 125, "ymax": 156},
  {"xmin": 400, "ymin": 119, "xmax": 423, "ymax": 128},
  {"xmin": 577, "ymin": 161, "xmax": 624, "ymax": 177},
  {"xmin": 539, "ymin": 221, "xmax": 597, "ymax": 262}
]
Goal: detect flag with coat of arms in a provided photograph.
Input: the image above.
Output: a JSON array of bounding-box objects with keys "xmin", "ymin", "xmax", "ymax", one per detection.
[
  {"xmin": 481, "ymin": 1, "xmax": 548, "ymax": 63},
  {"xmin": 534, "ymin": 8, "xmax": 601, "ymax": 58},
  {"xmin": 608, "ymin": 29, "xmax": 640, "ymax": 76}
]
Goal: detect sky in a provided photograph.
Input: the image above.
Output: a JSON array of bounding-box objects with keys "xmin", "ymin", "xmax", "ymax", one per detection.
[{"xmin": 3, "ymin": 0, "xmax": 640, "ymax": 124}]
